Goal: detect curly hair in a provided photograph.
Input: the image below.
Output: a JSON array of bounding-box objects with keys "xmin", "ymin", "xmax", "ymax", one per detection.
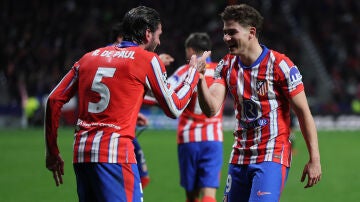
[
  {"xmin": 122, "ymin": 6, "xmax": 161, "ymax": 44},
  {"xmin": 220, "ymin": 4, "xmax": 264, "ymax": 37}
]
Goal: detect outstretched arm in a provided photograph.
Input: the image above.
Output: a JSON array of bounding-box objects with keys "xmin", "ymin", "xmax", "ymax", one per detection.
[
  {"xmin": 290, "ymin": 91, "xmax": 322, "ymax": 188},
  {"xmin": 148, "ymin": 51, "xmax": 210, "ymax": 118}
]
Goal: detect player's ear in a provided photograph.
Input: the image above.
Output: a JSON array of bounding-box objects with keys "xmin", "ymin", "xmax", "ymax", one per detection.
[
  {"xmin": 248, "ymin": 26, "xmax": 257, "ymax": 40},
  {"xmin": 144, "ymin": 28, "xmax": 152, "ymax": 43}
]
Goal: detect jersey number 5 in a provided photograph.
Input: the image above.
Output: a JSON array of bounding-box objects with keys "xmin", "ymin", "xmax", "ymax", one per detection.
[{"xmin": 88, "ymin": 67, "xmax": 116, "ymax": 113}]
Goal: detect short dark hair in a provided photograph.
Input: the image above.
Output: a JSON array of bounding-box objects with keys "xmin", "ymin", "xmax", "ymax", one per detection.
[
  {"xmin": 110, "ymin": 22, "xmax": 123, "ymax": 43},
  {"xmin": 220, "ymin": 4, "xmax": 264, "ymax": 37},
  {"xmin": 185, "ymin": 32, "xmax": 211, "ymax": 54},
  {"xmin": 122, "ymin": 6, "xmax": 161, "ymax": 44}
]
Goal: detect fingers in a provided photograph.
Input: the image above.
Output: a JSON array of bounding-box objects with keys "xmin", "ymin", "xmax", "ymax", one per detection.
[
  {"xmin": 301, "ymin": 167, "xmax": 307, "ymax": 182},
  {"xmin": 47, "ymin": 155, "xmax": 64, "ymax": 186},
  {"xmin": 304, "ymin": 173, "xmax": 321, "ymax": 188},
  {"xmin": 302, "ymin": 164, "xmax": 322, "ymax": 188},
  {"xmin": 159, "ymin": 53, "xmax": 174, "ymax": 66},
  {"xmin": 189, "ymin": 54, "xmax": 197, "ymax": 68},
  {"xmin": 200, "ymin": 51, "xmax": 211, "ymax": 60}
]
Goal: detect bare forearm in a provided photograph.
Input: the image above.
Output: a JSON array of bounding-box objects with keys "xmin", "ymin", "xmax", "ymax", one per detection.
[
  {"xmin": 197, "ymin": 77, "xmax": 223, "ymax": 117},
  {"xmin": 297, "ymin": 109, "xmax": 320, "ymax": 161}
]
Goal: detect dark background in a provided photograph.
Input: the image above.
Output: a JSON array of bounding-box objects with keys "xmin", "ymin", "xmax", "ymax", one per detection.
[{"xmin": 1, "ymin": 0, "xmax": 359, "ymax": 122}]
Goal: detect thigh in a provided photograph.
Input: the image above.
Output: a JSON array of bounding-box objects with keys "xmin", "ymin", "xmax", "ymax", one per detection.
[
  {"xmin": 249, "ymin": 162, "xmax": 289, "ymax": 202},
  {"xmin": 223, "ymin": 164, "xmax": 251, "ymax": 202},
  {"xmin": 198, "ymin": 141, "xmax": 223, "ymax": 188},
  {"xmin": 74, "ymin": 163, "xmax": 143, "ymax": 202},
  {"xmin": 178, "ymin": 143, "xmax": 199, "ymax": 191}
]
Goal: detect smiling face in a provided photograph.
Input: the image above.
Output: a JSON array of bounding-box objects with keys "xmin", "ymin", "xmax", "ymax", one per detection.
[{"xmin": 223, "ymin": 20, "xmax": 252, "ymax": 56}]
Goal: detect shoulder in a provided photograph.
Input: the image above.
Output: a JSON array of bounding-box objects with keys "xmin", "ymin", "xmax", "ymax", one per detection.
[
  {"xmin": 269, "ymin": 49, "xmax": 295, "ymax": 68},
  {"xmin": 214, "ymin": 54, "xmax": 235, "ymax": 74}
]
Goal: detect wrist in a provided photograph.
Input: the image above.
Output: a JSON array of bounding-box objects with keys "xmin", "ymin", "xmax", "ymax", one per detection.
[{"xmin": 198, "ymin": 73, "xmax": 204, "ymax": 80}]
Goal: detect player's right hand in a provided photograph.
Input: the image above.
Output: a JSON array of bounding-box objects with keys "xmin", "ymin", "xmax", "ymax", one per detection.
[
  {"xmin": 193, "ymin": 51, "xmax": 211, "ymax": 75},
  {"xmin": 159, "ymin": 53, "xmax": 175, "ymax": 67},
  {"xmin": 46, "ymin": 154, "xmax": 64, "ymax": 186}
]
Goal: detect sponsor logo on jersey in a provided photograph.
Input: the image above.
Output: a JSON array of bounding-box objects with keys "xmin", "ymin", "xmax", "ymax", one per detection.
[{"xmin": 289, "ymin": 66, "xmax": 302, "ymax": 86}]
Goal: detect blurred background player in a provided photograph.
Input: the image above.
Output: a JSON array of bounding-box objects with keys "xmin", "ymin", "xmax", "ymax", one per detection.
[
  {"xmin": 45, "ymin": 6, "xmax": 209, "ymax": 202},
  {"xmin": 196, "ymin": 4, "xmax": 321, "ymax": 202},
  {"xmin": 166, "ymin": 32, "xmax": 224, "ymax": 202}
]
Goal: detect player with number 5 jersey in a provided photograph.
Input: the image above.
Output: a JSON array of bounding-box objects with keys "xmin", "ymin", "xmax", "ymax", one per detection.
[{"xmin": 44, "ymin": 6, "xmax": 210, "ymax": 202}]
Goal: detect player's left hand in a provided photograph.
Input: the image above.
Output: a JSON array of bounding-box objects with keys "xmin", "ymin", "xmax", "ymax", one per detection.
[
  {"xmin": 137, "ymin": 112, "xmax": 149, "ymax": 126},
  {"xmin": 301, "ymin": 159, "xmax": 322, "ymax": 188},
  {"xmin": 46, "ymin": 154, "xmax": 64, "ymax": 186}
]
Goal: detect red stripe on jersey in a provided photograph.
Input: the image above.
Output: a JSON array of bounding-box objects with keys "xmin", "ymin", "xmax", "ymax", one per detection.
[
  {"xmin": 218, "ymin": 47, "xmax": 303, "ymax": 167},
  {"xmin": 73, "ymin": 132, "xmax": 81, "ymax": 163},
  {"xmin": 83, "ymin": 132, "xmax": 96, "ymax": 162},
  {"xmin": 46, "ymin": 45, "xmax": 201, "ymax": 164},
  {"xmin": 254, "ymin": 54, "xmax": 272, "ymax": 163},
  {"xmin": 171, "ymin": 62, "xmax": 224, "ymax": 144}
]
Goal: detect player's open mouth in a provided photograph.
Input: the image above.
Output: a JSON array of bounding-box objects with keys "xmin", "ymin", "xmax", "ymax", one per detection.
[{"xmin": 228, "ymin": 45, "xmax": 236, "ymax": 51}]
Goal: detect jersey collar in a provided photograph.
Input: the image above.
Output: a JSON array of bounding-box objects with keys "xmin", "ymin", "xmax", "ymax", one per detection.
[
  {"xmin": 117, "ymin": 41, "xmax": 139, "ymax": 48},
  {"xmin": 238, "ymin": 44, "xmax": 269, "ymax": 69}
]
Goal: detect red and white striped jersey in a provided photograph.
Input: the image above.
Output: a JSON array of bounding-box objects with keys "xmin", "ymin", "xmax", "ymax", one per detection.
[
  {"xmin": 168, "ymin": 60, "xmax": 224, "ymax": 144},
  {"xmin": 45, "ymin": 42, "xmax": 200, "ymax": 164},
  {"xmin": 214, "ymin": 46, "xmax": 304, "ymax": 167}
]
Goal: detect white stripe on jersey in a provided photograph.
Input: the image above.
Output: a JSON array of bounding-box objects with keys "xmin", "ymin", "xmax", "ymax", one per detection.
[
  {"xmin": 265, "ymin": 52, "xmax": 278, "ymax": 161},
  {"xmin": 217, "ymin": 122, "xmax": 223, "ymax": 142},
  {"xmin": 207, "ymin": 123, "xmax": 214, "ymax": 141},
  {"xmin": 108, "ymin": 133, "xmax": 120, "ymax": 163},
  {"xmin": 77, "ymin": 131, "xmax": 88, "ymax": 162},
  {"xmin": 91, "ymin": 131, "xmax": 103, "ymax": 162},
  {"xmin": 183, "ymin": 120, "xmax": 192, "ymax": 143},
  {"xmin": 194, "ymin": 123, "xmax": 202, "ymax": 142},
  {"xmin": 237, "ymin": 132, "xmax": 247, "ymax": 164},
  {"xmin": 150, "ymin": 57, "xmax": 188, "ymax": 117},
  {"xmin": 204, "ymin": 69, "xmax": 214, "ymax": 77},
  {"xmin": 248, "ymin": 64, "xmax": 261, "ymax": 164},
  {"xmin": 236, "ymin": 66, "xmax": 245, "ymax": 120},
  {"xmin": 279, "ymin": 60, "xmax": 295, "ymax": 92}
]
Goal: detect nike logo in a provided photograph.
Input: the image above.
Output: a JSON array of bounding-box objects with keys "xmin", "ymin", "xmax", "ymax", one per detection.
[{"xmin": 257, "ymin": 190, "xmax": 272, "ymax": 196}]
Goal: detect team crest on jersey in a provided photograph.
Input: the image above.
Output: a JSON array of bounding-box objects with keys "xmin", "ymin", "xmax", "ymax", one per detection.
[
  {"xmin": 289, "ymin": 66, "xmax": 302, "ymax": 86},
  {"xmin": 256, "ymin": 80, "xmax": 268, "ymax": 96}
]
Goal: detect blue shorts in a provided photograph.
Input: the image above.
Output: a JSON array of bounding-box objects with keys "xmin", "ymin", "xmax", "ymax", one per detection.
[
  {"xmin": 178, "ymin": 141, "xmax": 223, "ymax": 191},
  {"xmin": 74, "ymin": 163, "xmax": 143, "ymax": 202},
  {"xmin": 133, "ymin": 138, "xmax": 149, "ymax": 178},
  {"xmin": 223, "ymin": 162, "xmax": 289, "ymax": 202}
]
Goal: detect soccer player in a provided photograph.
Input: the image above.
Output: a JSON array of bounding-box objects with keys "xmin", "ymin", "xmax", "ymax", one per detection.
[
  {"xmin": 196, "ymin": 4, "xmax": 322, "ymax": 202},
  {"xmin": 44, "ymin": 6, "xmax": 209, "ymax": 202},
  {"xmin": 110, "ymin": 21, "xmax": 156, "ymax": 189},
  {"xmin": 167, "ymin": 32, "xmax": 224, "ymax": 202}
]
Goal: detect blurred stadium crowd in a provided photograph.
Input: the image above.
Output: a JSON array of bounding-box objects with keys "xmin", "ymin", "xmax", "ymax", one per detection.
[{"xmin": 1, "ymin": 0, "xmax": 359, "ymax": 127}]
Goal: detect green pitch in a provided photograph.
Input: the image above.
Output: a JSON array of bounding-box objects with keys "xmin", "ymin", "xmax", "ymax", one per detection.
[{"xmin": 0, "ymin": 127, "xmax": 359, "ymax": 201}]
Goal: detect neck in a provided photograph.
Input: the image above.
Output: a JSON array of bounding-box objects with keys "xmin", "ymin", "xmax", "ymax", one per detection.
[{"xmin": 239, "ymin": 42, "xmax": 262, "ymax": 67}]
